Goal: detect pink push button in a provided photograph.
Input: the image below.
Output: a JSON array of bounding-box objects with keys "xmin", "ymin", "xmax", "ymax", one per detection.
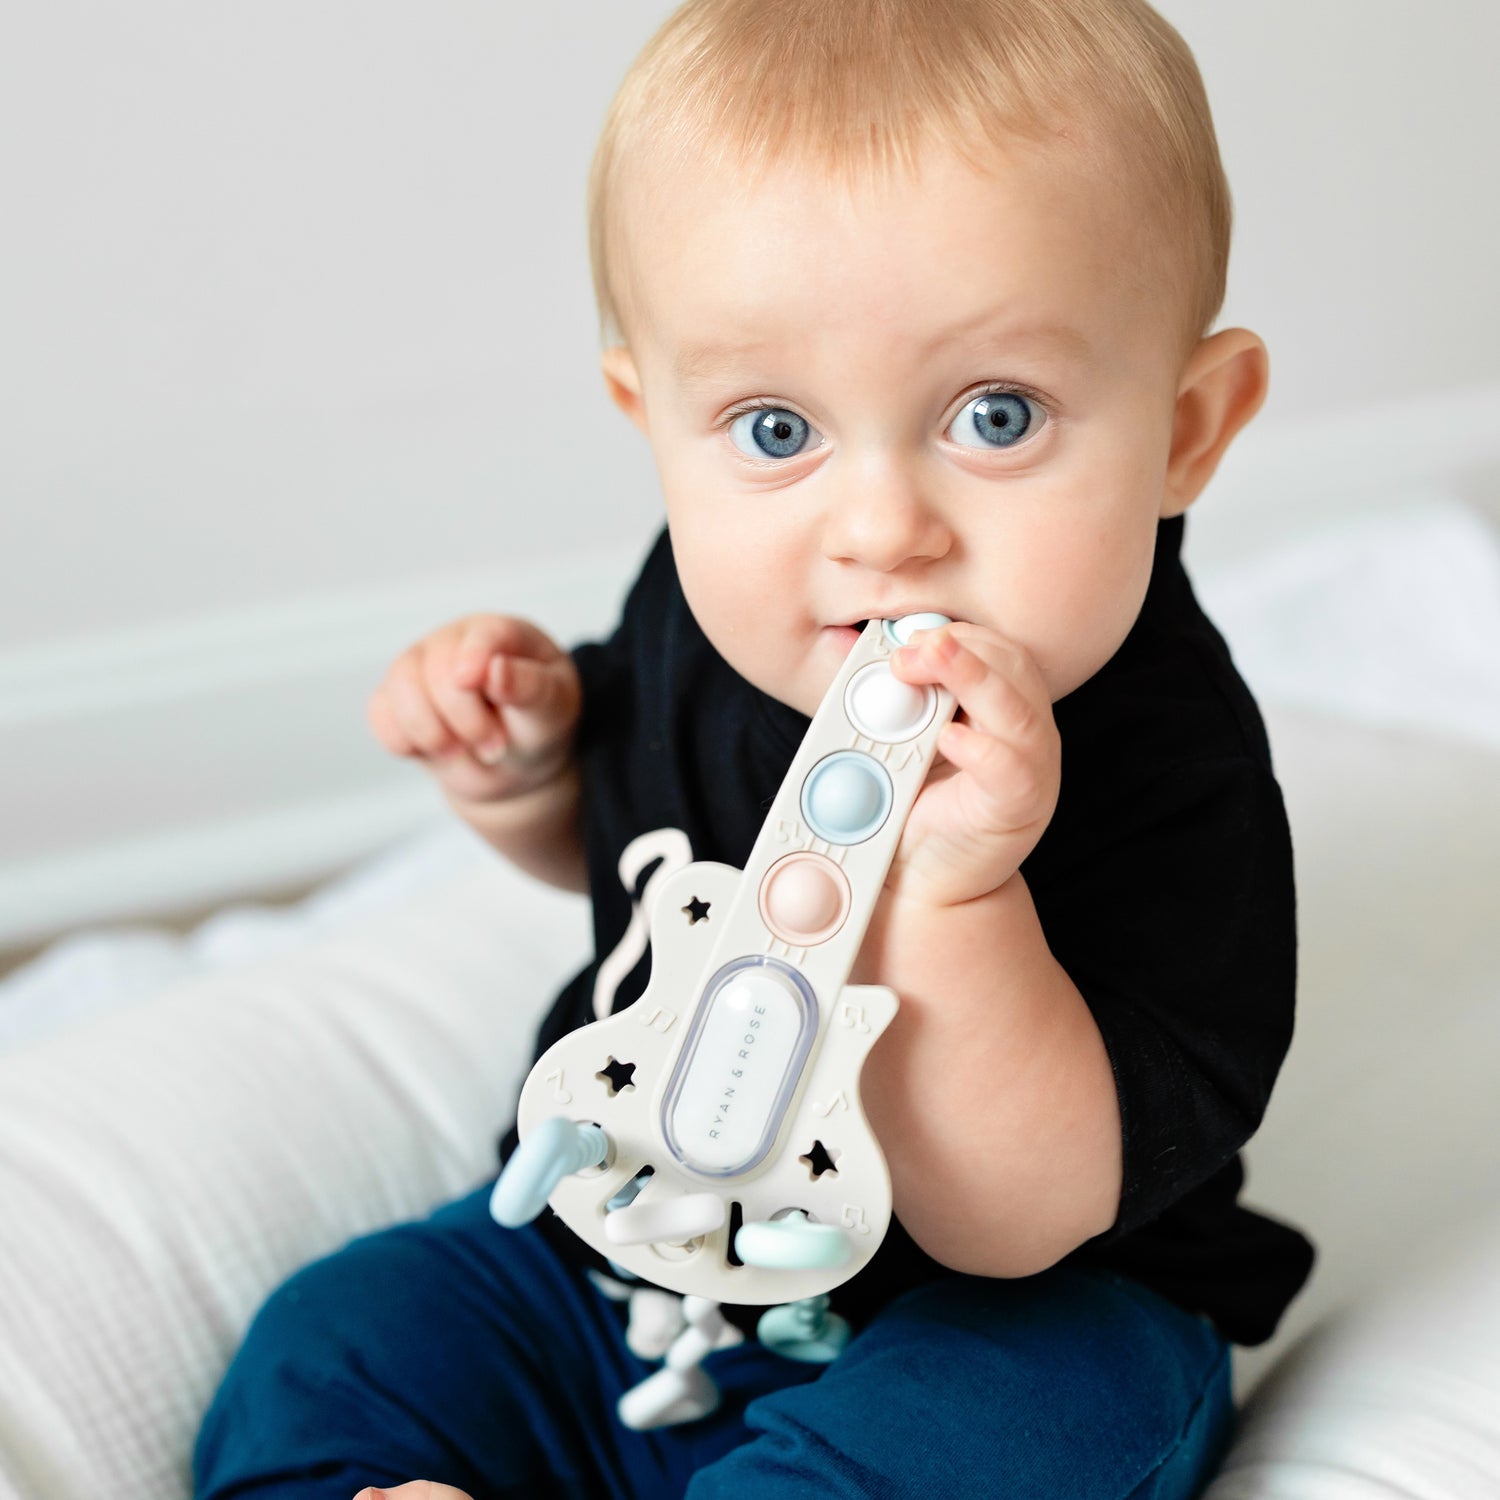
[
  {"xmin": 844, "ymin": 663, "xmax": 936, "ymax": 743},
  {"xmin": 758, "ymin": 852, "xmax": 852, "ymax": 947}
]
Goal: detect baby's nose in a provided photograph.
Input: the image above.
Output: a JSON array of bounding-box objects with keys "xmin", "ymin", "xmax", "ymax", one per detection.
[{"xmin": 819, "ymin": 464, "xmax": 951, "ymax": 572}]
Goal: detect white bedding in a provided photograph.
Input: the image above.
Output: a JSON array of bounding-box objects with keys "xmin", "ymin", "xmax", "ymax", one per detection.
[
  {"xmin": 0, "ymin": 823, "xmax": 494, "ymax": 1053},
  {"xmin": 1196, "ymin": 494, "xmax": 1500, "ymax": 750},
  {"xmin": 0, "ymin": 847, "xmax": 590, "ymax": 1497}
]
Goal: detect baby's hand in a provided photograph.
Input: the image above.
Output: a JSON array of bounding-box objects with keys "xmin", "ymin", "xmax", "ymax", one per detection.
[
  {"xmin": 353, "ymin": 1485, "xmax": 473, "ymax": 1500},
  {"xmin": 884, "ymin": 622, "xmax": 1061, "ymax": 909},
  {"xmin": 367, "ymin": 613, "xmax": 582, "ymax": 808}
]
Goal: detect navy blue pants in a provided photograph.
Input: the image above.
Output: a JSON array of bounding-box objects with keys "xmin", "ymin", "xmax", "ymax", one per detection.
[{"xmin": 195, "ymin": 1183, "xmax": 1234, "ymax": 1499}]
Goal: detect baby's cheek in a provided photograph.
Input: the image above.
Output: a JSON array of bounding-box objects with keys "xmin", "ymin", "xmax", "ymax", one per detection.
[{"xmin": 1025, "ymin": 529, "xmax": 1155, "ymax": 698}]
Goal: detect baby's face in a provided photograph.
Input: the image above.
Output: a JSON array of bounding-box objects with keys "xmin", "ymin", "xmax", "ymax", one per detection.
[{"xmin": 607, "ymin": 141, "xmax": 1195, "ymax": 717}]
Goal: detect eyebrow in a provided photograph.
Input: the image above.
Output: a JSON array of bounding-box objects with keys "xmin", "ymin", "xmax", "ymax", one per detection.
[
  {"xmin": 672, "ymin": 318, "xmax": 1093, "ymax": 384},
  {"xmin": 673, "ymin": 338, "xmax": 777, "ymax": 384},
  {"xmin": 920, "ymin": 313, "xmax": 1096, "ymax": 370}
]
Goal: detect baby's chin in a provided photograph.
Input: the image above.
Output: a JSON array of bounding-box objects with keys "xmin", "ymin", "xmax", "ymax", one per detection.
[{"xmin": 744, "ymin": 640, "xmax": 848, "ymax": 721}]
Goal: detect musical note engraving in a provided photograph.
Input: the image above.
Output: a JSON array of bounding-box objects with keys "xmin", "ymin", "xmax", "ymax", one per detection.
[
  {"xmin": 841, "ymin": 1204, "xmax": 872, "ymax": 1235},
  {"xmin": 839, "ymin": 1002, "xmax": 871, "ymax": 1034}
]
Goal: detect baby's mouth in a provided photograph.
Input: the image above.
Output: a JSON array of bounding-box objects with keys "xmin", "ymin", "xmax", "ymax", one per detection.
[{"xmin": 827, "ymin": 619, "xmax": 874, "ymax": 655}]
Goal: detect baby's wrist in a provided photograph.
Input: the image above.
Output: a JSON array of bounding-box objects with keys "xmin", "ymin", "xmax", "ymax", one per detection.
[
  {"xmin": 446, "ymin": 757, "xmax": 587, "ymax": 892},
  {"xmin": 445, "ymin": 745, "xmax": 576, "ymax": 816},
  {"xmin": 879, "ymin": 848, "xmax": 1024, "ymax": 914},
  {"xmin": 852, "ymin": 871, "xmax": 1026, "ymax": 988}
]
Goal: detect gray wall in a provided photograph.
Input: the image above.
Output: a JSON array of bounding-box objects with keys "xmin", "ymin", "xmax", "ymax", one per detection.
[{"xmin": 4, "ymin": 1, "xmax": 1497, "ymax": 650}]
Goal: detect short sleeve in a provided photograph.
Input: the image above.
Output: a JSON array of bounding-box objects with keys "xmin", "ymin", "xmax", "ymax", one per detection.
[
  {"xmin": 1027, "ymin": 756, "xmax": 1297, "ymax": 1239},
  {"xmin": 570, "ymin": 631, "xmax": 632, "ymax": 757},
  {"xmin": 568, "ymin": 528, "xmax": 673, "ymax": 757}
]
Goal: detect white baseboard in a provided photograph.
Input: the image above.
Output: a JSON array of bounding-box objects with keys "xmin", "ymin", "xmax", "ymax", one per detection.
[
  {"xmin": 0, "ymin": 542, "xmax": 645, "ymax": 948},
  {"xmin": 0, "ymin": 784, "xmax": 445, "ymax": 946}
]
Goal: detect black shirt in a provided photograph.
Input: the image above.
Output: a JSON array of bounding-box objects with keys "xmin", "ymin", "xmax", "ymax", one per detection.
[{"xmin": 504, "ymin": 515, "xmax": 1314, "ymax": 1346}]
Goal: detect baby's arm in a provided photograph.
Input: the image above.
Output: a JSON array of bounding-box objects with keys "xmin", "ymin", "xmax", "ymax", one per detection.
[
  {"xmin": 851, "ymin": 624, "xmax": 1121, "ymax": 1277},
  {"xmin": 368, "ymin": 614, "xmax": 587, "ymax": 893},
  {"xmin": 854, "ymin": 872, "xmax": 1122, "ymax": 1279},
  {"xmin": 856, "ymin": 622, "xmax": 1293, "ymax": 1283}
]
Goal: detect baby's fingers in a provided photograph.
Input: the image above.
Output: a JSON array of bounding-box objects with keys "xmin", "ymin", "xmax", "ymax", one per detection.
[
  {"xmin": 484, "ymin": 650, "xmax": 555, "ymax": 710},
  {"xmin": 937, "ymin": 719, "xmax": 1056, "ymax": 833},
  {"xmin": 895, "ymin": 628, "xmax": 1050, "ymax": 748},
  {"xmin": 368, "ymin": 663, "xmax": 449, "ymax": 759},
  {"xmin": 367, "ymin": 677, "xmax": 416, "ymax": 758},
  {"xmin": 481, "ymin": 650, "xmax": 583, "ymax": 764},
  {"xmin": 353, "ymin": 1484, "xmax": 476, "ymax": 1500},
  {"xmin": 452, "ymin": 615, "xmax": 563, "ymax": 690},
  {"xmin": 372, "ymin": 659, "xmax": 461, "ymax": 760},
  {"xmin": 427, "ymin": 663, "xmax": 510, "ymax": 765}
]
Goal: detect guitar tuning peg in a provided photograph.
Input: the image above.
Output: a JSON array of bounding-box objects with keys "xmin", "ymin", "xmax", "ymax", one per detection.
[
  {"xmin": 623, "ymin": 1287, "xmax": 686, "ymax": 1360},
  {"xmin": 617, "ymin": 1363, "xmax": 720, "ymax": 1431},
  {"xmin": 617, "ymin": 1295, "xmax": 741, "ymax": 1431},
  {"xmin": 734, "ymin": 1211, "xmax": 851, "ymax": 1270},
  {"xmin": 603, "ymin": 1191, "xmax": 726, "ymax": 1247},
  {"xmin": 489, "ymin": 1117, "xmax": 609, "ymax": 1228},
  {"xmin": 756, "ymin": 1294, "xmax": 851, "ymax": 1364}
]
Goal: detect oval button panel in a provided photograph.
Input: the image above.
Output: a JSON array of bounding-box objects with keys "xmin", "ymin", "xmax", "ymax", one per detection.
[{"xmin": 662, "ymin": 957, "xmax": 817, "ymax": 1177}]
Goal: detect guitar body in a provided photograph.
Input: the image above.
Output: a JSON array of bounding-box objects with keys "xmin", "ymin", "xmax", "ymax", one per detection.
[
  {"xmin": 518, "ymin": 859, "xmax": 898, "ymax": 1304},
  {"xmin": 509, "ymin": 615, "xmax": 956, "ymax": 1307}
]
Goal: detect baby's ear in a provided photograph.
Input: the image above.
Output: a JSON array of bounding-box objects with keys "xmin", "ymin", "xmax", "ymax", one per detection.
[
  {"xmin": 1161, "ymin": 328, "xmax": 1269, "ymax": 518},
  {"xmin": 600, "ymin": 346, "xmax": 648, "ymax": 434}
]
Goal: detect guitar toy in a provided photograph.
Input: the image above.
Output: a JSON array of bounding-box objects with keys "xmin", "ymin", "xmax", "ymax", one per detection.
[{"xmin": 491, "ymin": 613, "xmax": 956, "ymax": 1426}]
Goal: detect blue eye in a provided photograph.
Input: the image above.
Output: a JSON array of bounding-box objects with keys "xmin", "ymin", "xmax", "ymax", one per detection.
[
  {"xmin": 729, "ymin": 407, "xmax": 818, "ymax": 459},
  {"xmin": 947, "ymin": 391, "xmax": 1041, "ymax": 449}
]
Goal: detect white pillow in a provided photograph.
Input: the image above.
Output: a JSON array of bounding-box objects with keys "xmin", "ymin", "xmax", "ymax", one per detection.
[
  {"xmin": 0, "ymin": 824, "xmax": 496, "ymax": 1051},
  {"xmin": 1195, "ymin": 495, "xmax": 1500, "ymax": 751},
  {"xmin": 0, "ymin": 856, "xmax": 584, "ymax": 1500},
  {"xmin": 1206, "ymin": 1211, "xmax": 1500, "ymax": 1499}
]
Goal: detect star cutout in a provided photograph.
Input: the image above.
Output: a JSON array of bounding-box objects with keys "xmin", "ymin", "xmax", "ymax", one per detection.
[
  {"xmin": 596, "ymin": 1057, "xmax": 637, "ymax": 1096},
  {"xmin": 682, "ymin": 895, "xmax": 711, "ymax": 924},
  {"xmin": 799, "ymin": 1140, "xmax": 841, "ymax": 1180}
]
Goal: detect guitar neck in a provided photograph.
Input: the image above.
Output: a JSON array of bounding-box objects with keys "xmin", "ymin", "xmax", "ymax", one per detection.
[{"xmin": 700, "ymin": 620, "xmax": 956, "ymax": 999}]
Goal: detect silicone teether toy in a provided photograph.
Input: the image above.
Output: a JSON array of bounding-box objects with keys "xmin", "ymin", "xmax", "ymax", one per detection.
[{"xmin": 493, "ymin": 614, "xmax": 956, "ymax": 1424}]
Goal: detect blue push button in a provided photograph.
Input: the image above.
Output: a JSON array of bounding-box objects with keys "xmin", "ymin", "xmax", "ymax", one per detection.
[
  {"xmin": 883, "ymin": 611, "xmax": 952, "ymax": 647},
  {"xmin": 800, "ymin": 752, "xmax": 893, "ymax": 845}
]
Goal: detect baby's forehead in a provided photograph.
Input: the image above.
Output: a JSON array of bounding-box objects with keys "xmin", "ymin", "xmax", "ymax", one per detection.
[
  {"xmin": 623, "ymin": 122, "xmax": 1137, "ymax": 258},
  {"xmin": 616, "ymin": 134, "xmax": 1154, "ymax": 346}
]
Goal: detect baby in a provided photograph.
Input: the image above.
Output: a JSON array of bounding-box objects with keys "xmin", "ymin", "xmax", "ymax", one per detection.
[{"xmin": 195, "ymin": 1, "xmax": 1314, "ymax": 1496}]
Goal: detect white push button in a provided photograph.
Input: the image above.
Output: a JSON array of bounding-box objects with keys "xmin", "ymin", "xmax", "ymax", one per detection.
[
  {"xmin": 663, "ymin": 958, "xmax": 815, "ymax": 1177},
  {"xmin": 844, "ymin": 663, "xmax": 936, "ymax": 743}
]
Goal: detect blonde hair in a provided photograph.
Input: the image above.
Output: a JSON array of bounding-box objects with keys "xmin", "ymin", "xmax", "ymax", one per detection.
[{"xmin": 588, "ymin": 0, "xmax": 1231, "ymax": 358}]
